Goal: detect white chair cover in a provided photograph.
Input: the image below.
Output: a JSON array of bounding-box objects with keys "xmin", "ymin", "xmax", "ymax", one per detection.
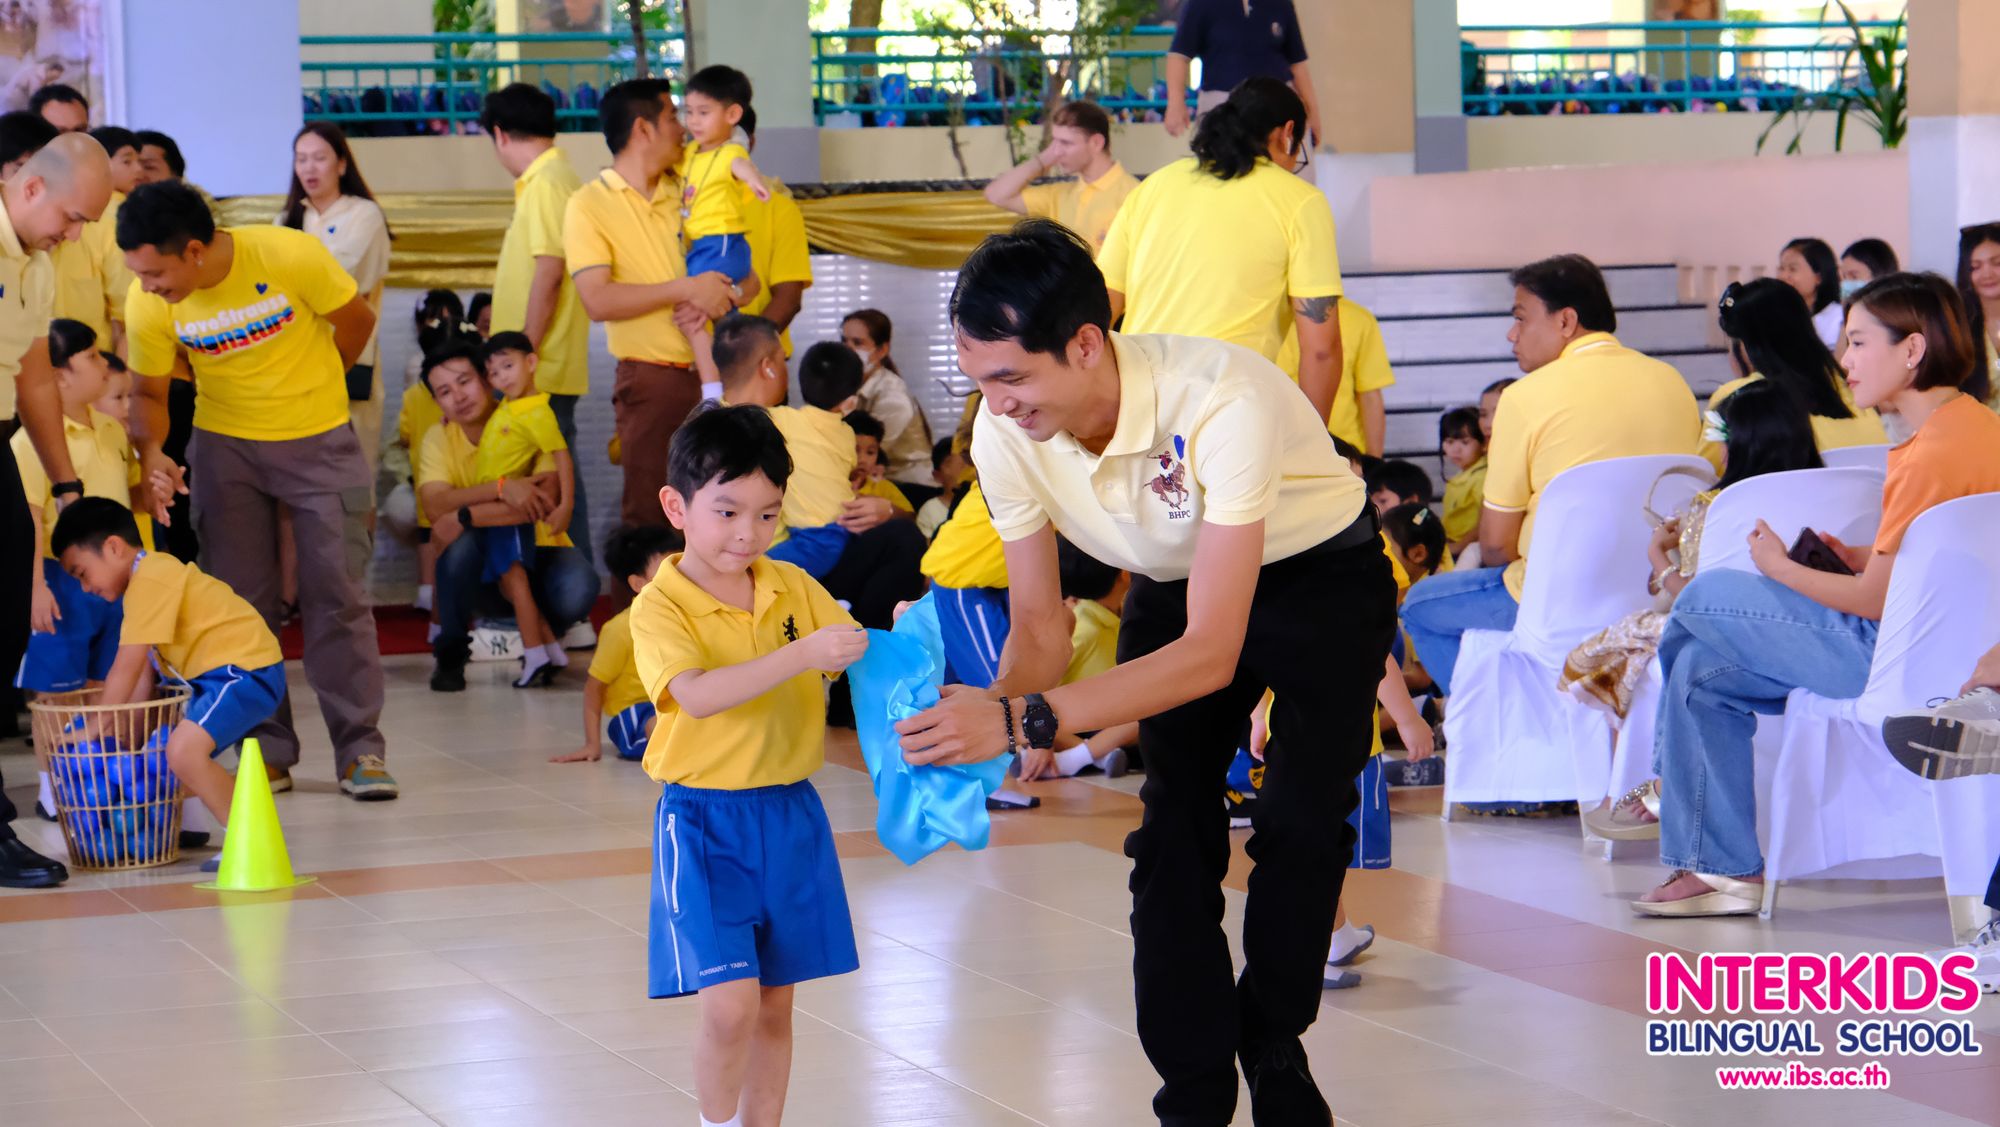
[
  {"xmin": 1820, "ymin": 444, "xmax": 1891, "ymax": 474},
  {"xmin": 1443, "ymin": 454, "xmax": 1712, "ymax": 808}
]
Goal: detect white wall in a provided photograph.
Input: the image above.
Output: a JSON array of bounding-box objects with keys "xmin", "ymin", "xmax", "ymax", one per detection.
[{"xmin": 123, "ymin": 0, "xmax": 303, "ymax": 196}]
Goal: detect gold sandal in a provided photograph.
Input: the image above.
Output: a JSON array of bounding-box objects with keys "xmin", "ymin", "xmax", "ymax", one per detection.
[{"xmin": 1631, "ymin": 870, "xmax": 1763, "ymax": 917}]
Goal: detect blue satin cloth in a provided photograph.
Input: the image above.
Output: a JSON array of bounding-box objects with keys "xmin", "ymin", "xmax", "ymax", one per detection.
[{"xmin": 846, "ymin": 593, "xmax": 1012, "ymax": 865}]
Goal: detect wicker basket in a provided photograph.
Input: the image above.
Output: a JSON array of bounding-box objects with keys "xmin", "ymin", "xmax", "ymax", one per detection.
[{"xmin": 26, "ymin": 687, "xmax": 189, "ymax": 871}]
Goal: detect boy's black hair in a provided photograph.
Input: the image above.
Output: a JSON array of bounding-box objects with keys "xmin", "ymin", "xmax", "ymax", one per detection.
[
  {"xmin": 479, "ymin": 330, "xmax": 535, "ymax": 366},
  {"xmin": 930, "ymin": 437, "xmax": 956, "ymax": 471},
  {"xmin": 599, "ymin": 77, "xmax": 676, "ymax": 153},
  {"xmin": 1372, "ymin": 459, "xmax": 1435, "ymax": 506},
  {"xmin": 28, "ymin": 83, "xmax": 87, "ymax": 116},
  {"xmin": 685, "ymin": 65, "xmax": 754, "ymax": 109},
  {"xmin": 101, "ymin": 350, "xmax": 127, "ymax": 373},
  {"xmin": 1056, "ymin": 537, "xmax": 1121, "ymax": 602},
  {"xmin": 1381, "ymin": 502, "xmax": 1446, "ymax": 578},
  {"xmin": 89, "ymin": 124, "xmax": 136, "ymax": 158},
  {"xmin": 479, "ymin": 82, "xmax": 559, "ymax": 139},
  {"xmin": 666, "ymin": 403, "xmax": 792, "ymax": 502},
  {"xmin": 51, "ymin": 497, "xmax": 141, "ymax": 558},
  {"xmin": 115, "ymin": 180, "xmax": 214, "ymax": 255},
  {"xmin": 1329, "ymin": 434, "xmax": 1366, "ymax": 465},
  {"xmin": 421, "ymin": 341, "xmax": 485, "ymax": 392},
  {"xmin": 711, "ymin": 313, "xmax": 781, "ymax": 383},
  {"xmin": 1438, "ymin": 406, "xmax": 1484, "ymax": 444},
  {"xmin": 843, "ymin": 409, "xmax": 884, "ymax": 442},
  {"xmin": 950, "ymin": 219, "xmax": 1112, "ymax": 361},
  {"xmin": 132, "ymin": 130, "xmax": 186, "ymax": 177},
  {"xmin": 47, "ymin": 318, "xmax": 97, "ymax": 369},
  {"xmin": 798, "ymin": 341, "xmax": 863, "ymax": 409},
  {"xmin": 1508, "ymin": 254, "xmax": 1616, "ymax": 334},
  {"xmin": 0, "ymin": 110, "xmax": 56, "ymax": 169},
  {"xmin": 603, "ymin": 525, "xmax": 680, "ymax": 587}
]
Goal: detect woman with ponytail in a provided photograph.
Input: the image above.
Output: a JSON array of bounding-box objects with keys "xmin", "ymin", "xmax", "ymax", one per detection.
[{"xmin": 1096, "ymin": 76, "xmax": 1347, "ymax": 420}]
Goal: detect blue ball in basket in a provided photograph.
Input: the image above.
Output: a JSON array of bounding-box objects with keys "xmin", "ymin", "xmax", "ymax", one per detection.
[{"xmin": 55, "ymin": 744, "xmax": 115, "ymax": 810}]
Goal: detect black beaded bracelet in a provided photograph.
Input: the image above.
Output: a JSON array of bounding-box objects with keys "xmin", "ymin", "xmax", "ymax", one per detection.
[{"xmin": 1000, "ymin": 694, "xmax": 1016, "ymax": 754}]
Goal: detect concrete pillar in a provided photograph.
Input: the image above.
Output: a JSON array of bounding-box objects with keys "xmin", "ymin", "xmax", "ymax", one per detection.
[
  {"xmin": 1905, "ymin": 0, "xmax": 2000, "ymax": 273},
  {"xmin": 686, "ymin": 0, "xmax": 818, "ymax": 181},
  {"xmin": 1411, "ymin": 0, "xmax": 1466, "ymax": 173}
]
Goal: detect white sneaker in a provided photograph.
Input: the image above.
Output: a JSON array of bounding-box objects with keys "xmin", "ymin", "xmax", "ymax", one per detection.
[
  {"xmin": 561, "ymin": 620, "xmax": 598, "ymax": 650},
  {"xmin": 1882, "ymin": 687, "xmax": 2000, "ymax": 781},
  {"xmin": 469, "ymin": 627, "xmax": 525, "ymax": 663},
  {"xmin": 1927, "ymin": 917, "xmax": 2000, "ymax": 994},
  {"xmin": 413, "ymin": 584, "xmax": 433, "ymax": 612}
]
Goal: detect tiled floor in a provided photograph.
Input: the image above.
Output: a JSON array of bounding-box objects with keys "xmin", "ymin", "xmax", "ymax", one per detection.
[{"xmin": 1, "ymin": 655, "xmax": 1996, "ymax": 1126}]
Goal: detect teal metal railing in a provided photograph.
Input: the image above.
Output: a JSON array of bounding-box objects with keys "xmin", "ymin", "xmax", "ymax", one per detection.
[
  {"xmin": 301, "ymin": 32, "xmax": 685, "ymax": 134},
  {"xmin": 1460, "ymin": 19, "xmax": 1902, "ymax": 115},
  {"xmin": 810, "ymin": 27, "xmax": 1188, "ymax": 126}
]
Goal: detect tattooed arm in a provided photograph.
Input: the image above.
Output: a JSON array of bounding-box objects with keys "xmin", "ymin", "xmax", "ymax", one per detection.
[{"xmin": 1292, "ymin": 294, "xmax": 1343, "ymax": 423}]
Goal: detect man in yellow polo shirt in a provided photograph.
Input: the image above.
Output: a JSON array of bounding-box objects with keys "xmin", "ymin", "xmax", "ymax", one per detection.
[
  {"xmin": 894, "ymin": 221, "xmax": 1394, "ymax": 1124},
  {"xmin": 564, "ymin": 78, "xmax": 738, "ymax": 531},
  {"xmin": 1400, "ymin": 254, "xmax": 1701, "ymax": 695},
  {"xmin": 119, "ymin": 180, "xmax": 397, "ymax": 801},
  {"xmin": 1276, "ymin": 298, "xmax": 1396, "ymax": 455},
  {"xmin": 983, "ymin": 100, "xmax": 1140, "ymax": 255}
]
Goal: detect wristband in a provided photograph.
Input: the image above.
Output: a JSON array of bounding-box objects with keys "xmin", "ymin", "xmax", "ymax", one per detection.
[
  {"xmin": 495, "ymin": 476, "xmax": 506, "ymax": 502},
  {"xmin": 458, "ymin": 505, "xmax": 473, "ymax": 529},
  {"xmin": 1000, "ymin": 695, "xmax": 1017, "ymax": 755},
  {"xmin": 51, "ymin": 479, "xmax": 83, "ymax": 498}
]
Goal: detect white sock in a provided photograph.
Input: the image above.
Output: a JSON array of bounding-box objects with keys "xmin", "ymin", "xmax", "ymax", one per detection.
[
  {"xmin": 1052, "ymin": 745, "xmax": 1096, "ymax": 777},
  {"xmin": 700, "ymin": 1115, "xmax": 741, "ymax": 1127},
  {"xmin": 427, "ymin": 623, "xmax": 441, "ymax": 643},
  {"xmin": 516, "ymin": 648, "xmax": 552, "ymax": 685},
  {"xmin": 545, "ymin": 642, "xmax": 570, "ymax": 667},
  {"xmin": 1330, "ymin": 921, "xmax": 1369, "ymax": 963},
  {"xmin": 414, "ymin": 584, "xmax": 433, "ymax": 612},
  {"xmin": 37, "ymin": 770, "xmax": 54, "ymax": 811},
  {"xmin": 700, "ymin": 381, "xmax": 724, "ymax": 402}
]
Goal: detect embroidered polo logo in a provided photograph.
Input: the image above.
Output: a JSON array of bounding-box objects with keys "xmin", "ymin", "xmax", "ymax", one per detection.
[
  {"xmin": 255, "ymin": 282, "xmax": 268, "ymax": 294},
  {"xmin": 782, "ymin": 614, "xmax": 799, "ymax": 642},
  {"xmin": 1146, "ymin": 435, "xmax": 1191, "ymax": 519}
]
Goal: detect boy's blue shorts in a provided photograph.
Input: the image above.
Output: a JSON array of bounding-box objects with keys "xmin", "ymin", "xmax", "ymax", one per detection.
[
  {"xmin": 478, "ymin": 523, "xmax": 537, "ymax": 584},
  {"xmin": 764, "ymin": 523, "xmax": 848, "ymax": 579},
  {"xmin": 1347, "ymin": 754, "xmax": 1391, "ymax": 870},
  {"xmin": 608, "ymin": 701, "xmax": 656, "ymax": 762},
  {"xmin": 15, "ymin": 559, "xmax": 122, "ymax": 693},
  {"xmin": 685, "ymin": 233, "xmax": 753, "ymax": 284},
  {"xmin": 181, "ymin": 662, "xmax": 288, "ymax": 753},
  {"xmin": 931, "ymin": 584, "xmax": 1010, "ymax": 689},
  {"xmin": 648, "ymin": 780, "xmax": 859, "ymax": 999}
]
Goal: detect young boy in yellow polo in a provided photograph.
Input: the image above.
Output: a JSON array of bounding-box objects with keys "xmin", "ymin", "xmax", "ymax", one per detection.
[
  {"xmin": 631, "ymin": 404, "xmax": 867, "ymax": 1127},
  {"xmin": 551, "ymin": 524, "xmax": 678, "ymax": 764}
]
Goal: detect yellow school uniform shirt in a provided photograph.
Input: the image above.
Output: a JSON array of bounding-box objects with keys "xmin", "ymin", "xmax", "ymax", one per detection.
[
  {"xmin": 51, "ymin": 189, "xmax": 130, "ymax": 345},
  {"xmin": 855, "ymin": 475, "xmax": 914, "ymax": 512},
  {"xmin": 1484, "ymin": 332, "xmax": 1702, "ymax": 601},
  {"xmin": 768, "ymin": 404, "xmax": 855, "ymax": 530},
  {"xmin": 1697, "ymin": 372, "xmax": 1887, "ymax": 473},
  {"xmin": 473, "ymin": 392, "xmax": 567, "ymax": 481},
  {"xmin": 973, "ymin": 333, "xmax": 1368, "ymax": 582},
  {"xmin": 1441, "ymin": 455, "xmax": 1487, "ymax": 544},
  {"xmin": 677, "ymin": 142, "xmax": 753, "ymax": 240},
  {"xmin": 587, "ymin": 608, "xmax": 649, "ymax": 717},
  {"xmin": 493, "ymin": 148, "xmax": 589, "ymax": 396},
  {"xmin": 1097, "ymin": 157, "xmax": 1342, "ymax": 361},
  {"xmin": 0, "ymin": 191, "xmax": 55, "ymax": 419},
  {"xmin": 740, "ymin": 181, "xmax": 813, "ymax": 355},
  {"xmin": 1020, "ymin": 160, "xmax": 1141, "ymax": 255},
  {"xmin": 1063, "ymin": 597, "xmax": 1120, "ymax": 684},
  {"xmin": 120, "ymin": 552, "xmax": 283, "ymax": 680},
  {"xmin": 416, "ymin": 419, "xmax": 572, "ymax": 548},
  {"xmin": 921, "ymin": 481, "xmax": 1009, "ymax": 590},
  {"xmin": 563, "ymin": 168, "xmax": 694, "ymax": 366},
  {"xmin": 398, "ymin": 388, "xmax": 445, "ymax": 529},
  {"xmin": 1276, "ymin": 300, "xmax": 1396, "ymax": 452},
  {"xmin": 125, "ymin": 226, "xmax": 359, "ymax": 442},
  {"xmin": 11, "ymin": 407, "xmax": 131, "ymax": 554},
  {"xmin": 631, "ymin": 555, "xmax": 857, "ymax": 789}
]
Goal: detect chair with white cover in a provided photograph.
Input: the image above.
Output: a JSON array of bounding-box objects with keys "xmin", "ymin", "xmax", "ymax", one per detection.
[
  {"xmin": 1821, "ymin": 444, "xmax": 1890, "ymax": 474},
  {"xmin": 1757, "ymin": 492, "xmax": 2000, "ymax": 919},
  {"xmin": 1443, "ymin": 454, "xmax": 1712, "ymax": 816}
]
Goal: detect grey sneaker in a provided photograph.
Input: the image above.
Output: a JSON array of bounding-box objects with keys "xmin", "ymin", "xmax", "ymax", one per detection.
[
  {"xmin": 340, "ymin": 754, "xmax": 400, "ymax": 801},
  {"xmin": 1881, "ymin": 688, "xmax": 2000, "ymax": 781}
]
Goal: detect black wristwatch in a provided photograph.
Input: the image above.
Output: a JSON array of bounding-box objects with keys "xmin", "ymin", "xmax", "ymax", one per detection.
[
  {"xmin": 51, "ymin": 479, "xmax": 83, "ymax": 500},
  {"xmin": 457, "ymin": 505, "xmax": 474, "ymax": 529},
  {"xmin": 1019, "ymin": 693, "xmax": 1060, "ymax": 751}
]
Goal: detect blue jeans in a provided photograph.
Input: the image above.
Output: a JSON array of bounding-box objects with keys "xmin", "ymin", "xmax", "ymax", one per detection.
[
  {"xmin": 548, "ymin": 393, "xmax": 592, "ymax": 566},
  {"xmin": 1399, "ymin": 566, "xmax": 1520, "ymax": 695},
  {"xmin": 1653, "ymin": 570, "xmax": 1877, "ymax": 877},
  {"xmin": 434, "ymin": 534, "xmax": 600, "ymax": 663}
]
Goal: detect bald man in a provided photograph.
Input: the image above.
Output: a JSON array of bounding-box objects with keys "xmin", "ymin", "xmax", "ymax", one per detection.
[{"xmin": 1, "ymin": 132, "xmax": 113, "ymax": 889}]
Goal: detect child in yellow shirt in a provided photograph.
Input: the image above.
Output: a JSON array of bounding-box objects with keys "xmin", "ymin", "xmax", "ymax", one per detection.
[
  {"xmin": 1438, "ymin": 406, "xmax": 1488, "ymax": 559},
  {"xmin": 475, "ymin": 332, "xmax": 576, "ymax": 687},
  {"xmin": 679, "ymin": 66, "xmax": 770, "ymax": 396},
  {"xmin": 842, "ymin": 410, "xmax": 916, "ymax": 516},
  {"xmin": 552, "ymin": 525, "xmax": 679, "ymax": 764},
  {"xmin": 631, "ymin": 404, "xmax": 867, "ymax": 1126}
]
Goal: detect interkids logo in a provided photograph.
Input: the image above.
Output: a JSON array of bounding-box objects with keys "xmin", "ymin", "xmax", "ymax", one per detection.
[{"xmin": 1147, "ymin": 435, "xmax": 1191, "ymax": 520}]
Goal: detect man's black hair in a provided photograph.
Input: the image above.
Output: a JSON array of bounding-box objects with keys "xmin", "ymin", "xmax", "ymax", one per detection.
[
  {"xmin": 479, "ymin": 82, "xmax": 558, "ymax": 139},
  {"xmin": 798, "ymin": 341, "xmax": 863, "ymax": 410},
  {"xmin": 950, "ymin": 219, "xmax": 1112, "ymax": 360},
  {"xmin": 28, "ymin": 83, "xmax": 86, "ymax": 116},
  {"xmin": 421, "ymin": 341, "xmax": 485, "ymax": 392},
  {"xmin": 115, "ymin": 180, "xmax": 215, "ymax": 255},
  {"xmin": 930, "ymin": 437, "xmax": 956, "ymax": 471},
  {"xmin": 479, "ymin": 330, "xmax": 535, "ymax": 366},
  {"xmin": 1508, "ymin": 254, "xmax": 1617, "ymax": 334},
  {"xmin": 666, "ymin": 403, "xmax": 792, "ymax": 502},
  {"xmin": 1056, "ymin": 537, "xmax": 1121, "ymax": 602},
  {"xmin": 685, "ymin": 65, "xmax": 754, "ymax": 109},
  {"xmin": 0, "ymin": 110, "xmax": 56, "ymax": 168},
  {"xmin": 843, "ymin": 409, "xmax": 884, "ymax": 442},
  {"xmin": 51, "ymin": 497, "xmax": 141, "ymax": 558},
  {"xmin": 89, "ymin": 124, "xmax": 136, "ymax": 158},
  {"xmin": 711, "ymin": 313, "xmax": 781, "ymax": 383},
  {"xmin": 132, "ymin": 130, "xmax": 186, "ymax": 177},
  {"xmin": 1371, "ymin": 459, "xmax": 1435, "ymax": 506},
  {"xmin": 603, "ymin": 524, "xmax": 680, "ymax": 586},
  {"xmin": 599, "ymin": 78, "xmax": 676, "ymax": 153}
]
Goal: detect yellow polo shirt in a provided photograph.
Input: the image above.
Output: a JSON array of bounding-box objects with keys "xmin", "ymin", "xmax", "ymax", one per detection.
[
  {"xmin": 1064, "ymin": 597, "xmax": 1120, "ymax": 684},
  {"xmin": 1275, "ymin": 300, "xmax": 1396, "ymax": 452},
  {"xmin": 1485, "ymin": 333, "xmax": 1702, "ymax": 600},
  {"xmin": 973, "ymin": 333, "xmax": 1368, "ymax": 582},
  {"xmin": 12, "ymin": 407, "xmax": 131, "ymax": 553},
  {"xmin": 125, "ymin": 226, "xmax": 359, "ymax": 442},
  {"xmin": 855, "ymin": 475, "xmax": 913, "ymax": 512},
  {"xmin": 631, "ymin": 554, "xmax": 858, "ymax": 789},
  {"xmin": 563, "ymin": 168, "xmax": 693, "ymax": 366},
  {"xmin": 1698, "ymin": 372, "xmax": 1887, "ymax": 473},
  {"xmin": 0, "ymin": 191, "xmax": 55, "ymax": 420},
  {"xmin": 473, "ymin": 392, "xmax": 566, "ymax": 480},
  {"xmin": 120, "ymin": 552, "xmax": 284, "ymax": 680},
  {"xmin": 769, "ymin": 404, "xmax": 855, "ymax": 531},
  {"xmin": 1441, "ymin": 455, "xmax": 1487, "ymax": 544},
  {"xmin": 416, "ymin": 419, "xmax": 572, "ymax": 548},
  {"xmin": 493, "ymin": 148, "xmax": 589, "ymax": 396},
  {"xmin": 1097, "ymin": 157, "xmax": 1342, "ymax": 361},
  {"xmin": 677, "ymin": 142, "xmax": 753, "ymax": 240},
  {"xmin": 587, "ymin": 608, "xmax": 649, "ymax": 717},
  {"xmin": 740, "ymin": 181, "xmax": 812, "ymax": 355},
  {"xmin": 1020, "ymin": 160, "xmax": 1141, "ymax": 254},
  {"xmin": 51, "ymin": 190, "xmax": 129, "ymax": 346},
  {"xmin": 921, "ymin": 481, "xmax": 1009, "ymax": 590}
]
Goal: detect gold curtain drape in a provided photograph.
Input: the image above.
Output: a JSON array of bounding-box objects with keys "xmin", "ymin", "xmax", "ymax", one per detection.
[{"xmin": 219, "ymin": 188, "xmax": 1015, "ymax": 290}]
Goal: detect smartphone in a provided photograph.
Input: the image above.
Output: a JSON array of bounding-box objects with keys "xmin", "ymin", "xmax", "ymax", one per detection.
[{"xmin": 1788, "ymin": 528, "xmax": 1855, "ymax": 576}]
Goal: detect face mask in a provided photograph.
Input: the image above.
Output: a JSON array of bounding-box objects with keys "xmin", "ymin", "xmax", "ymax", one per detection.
[{"xmin": 1840, "ymin": 278, "xmax": 1867, "ymax": 299}]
